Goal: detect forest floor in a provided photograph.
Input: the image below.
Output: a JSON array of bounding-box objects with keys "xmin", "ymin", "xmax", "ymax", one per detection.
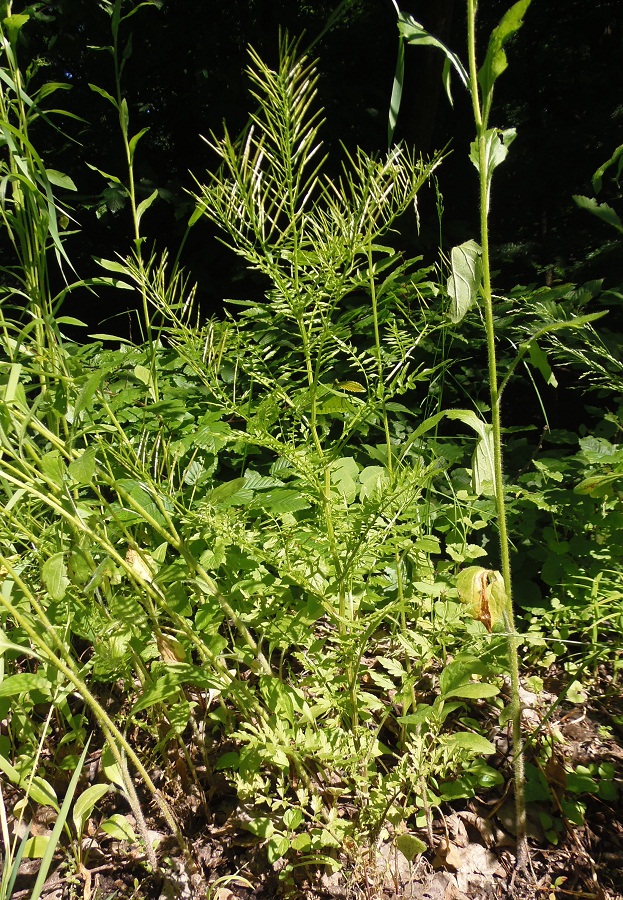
[{"xmin": 6, "ymin": 669, "xmax": 623, "ymax": 900}]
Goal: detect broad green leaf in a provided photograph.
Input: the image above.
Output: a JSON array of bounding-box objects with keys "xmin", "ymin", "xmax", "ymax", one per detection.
[
  {"xmin": 56, "ymin": 316, "xmax": 87, "ymax": 327},
  {"xmin": 88, "ymin": 82, "xmax": 118, "ymax": 109},
  {"xmin": 478, "ymin": 0, "xmax": 531, "ymax": 105},
  {"xmin": 398, "ymin": 13, "xmax": 468, "ymax": 92},
  {"xmin": 23, "ymin": 835, "xmax": 50, "ymax": 859},
  {"xmin": 134, "ymin": 364, "xmax": 151, "ymax": 385},
  {"xmin": 0, "ymin": 673, "xmax": 51, "ymax": 697},
  {"xmin": 443, "ymin": 682, "xmax": 500, "ymax": 700},
  {"xmin": 100, "ymin": 813, "xmax": 137, "ymax": 841},
  {"xmin": 472, "ymin": 426, "xmax": 496, "ymax": 496},
  {"xmin": 69, "ymin": 447, "xmax": 97, "ymax": 484},
  {"xmin": 129, "ymin": 127, "xmax": 150, "ymax": 158},
  {"xmin": 395, "ymin": 832, "xmax": 427, "ymax": 860},
  {"xmin": 72, "ymin": 783, "xmax": 109, "ymax": 836},
  {"xmin": 527, "ymin": 340, "xmax": 558, "ymax": 388},
  {"xmin": 45, "ymin": 169, "xmax": 77, "ymax": 191},
  {"xmin": 573, "ymin": 195, "xmax": 623, "ymax": 234},
  {"xmin": 388, "ymin": 35, "xmax": 404, "ymax": 145},
  {"xmin": 120, "ymin": 97, "xmax": 129, "ymax": 135},
  {"xmin": 447, "ymin": 239, "xmax": 482, "ymax": 323},
  {"xmin": 4, "ymin": 362, "xmax": 21, "ymax": 402},
  {"xmin": 207, "ymin": 478, "xmax": 246, "ymax": 505},
  {"xmin": 2, "ymin": 14, "xmax": 29, "ymax": 44},
  {"xmin": 456, "ymin": 566, "xmax": 507, "ymax": 632},
  {"xmin": 592, "ymin": 143, "xmax": 623, "ymax": 193},
  {"xmin": 41, "ymin": 450, "xmax": 65, "ymax": 489},
  {"xmin": 359, "ymin": 465, "xmax": 388, "ymax": 501},
  {"xmin": 470, "ymin": 129, "xmax": 516, "ymax": 207},
  {"xmin": 42, "ymin": 552, "xmax": 69, "ymax": 601},
  {"xmin": 0, "ymin": 629, "xmax": 41, "ymax": 659},
  {"xmin": 95, "ymin": 256, "xmax": 131, "ymax": 274},
  {"xmin": 445, "ymin": 732, "xmax": 497, "ymax": 755},
  {"xmin": 74, "ymin": 370, "xmax": 103, "ymax": 417},
  {"xmin": 267, "ymin": 834, "xmax": 290, "ymax": 863},
  {"xmin": 258, "ymin": 488, "xmax": 309, "ymax": 514},
  {"xmin": 136, "ymin": 188, "xmax": 158, "ymax": 228},
  {"xmin": 131, "ymin": 666, "xmax": 223, "ymax": 714},
  {"xmin": 446, "ymin": 408, "xmax": 488, "ymax": 442},
  {"xmin": 331, "ymin": 456, "xmax": 359, "ymax": 503},
  {"xmin": 101, "ymin": 745, "xmax": 126, "ymax": 789},
  {"xmin": 439, "ymin": 653, "xmax": 490, "ymax": 696}
]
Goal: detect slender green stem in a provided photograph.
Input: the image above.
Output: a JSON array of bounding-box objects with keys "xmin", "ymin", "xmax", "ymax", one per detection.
[{"xmin": 467, "ymin": 0, "xmax": 527, "ymax": 873}]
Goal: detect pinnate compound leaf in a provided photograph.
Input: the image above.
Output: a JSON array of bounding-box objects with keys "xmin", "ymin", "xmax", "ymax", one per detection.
[
  {"xmin": 478, "ymin": 0, "xmax": 531, "ymax": 101},
  {"xmin": 447, "ymin": 239, "xmax": 482, "ymax": 323}
]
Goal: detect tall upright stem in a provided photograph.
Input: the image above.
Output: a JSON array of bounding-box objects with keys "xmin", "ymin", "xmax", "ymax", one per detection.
[{"xmin": 467, "ymin": 0, "xmax": 527, "ymax": 872}]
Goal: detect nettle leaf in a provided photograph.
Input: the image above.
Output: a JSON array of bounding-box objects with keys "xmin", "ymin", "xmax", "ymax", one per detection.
[
  {"xmin": 478, "ymin": 0, "xmax": 531, "ymax": 102},
  {"xmin": 447, "ymin": 239, "xmax": 482, "ymax": 323}
]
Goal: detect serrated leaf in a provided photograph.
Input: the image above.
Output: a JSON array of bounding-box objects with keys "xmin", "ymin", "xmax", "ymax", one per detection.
[
  {"xmin": 42, "ymin": 552, "xmax": 69, "ymax": 601},
  {"xmin": 447, "ymin": 239, "xmax": 482, "ymax": 323},
  {"xmin": 207, "ymin": 477, "xmax": 246, "ymax": 504}
]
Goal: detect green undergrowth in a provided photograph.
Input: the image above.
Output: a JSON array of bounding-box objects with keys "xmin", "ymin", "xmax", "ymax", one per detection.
[{"xmin": 0, "ymin": 2, "xmax": 622, "ymax": 895}]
